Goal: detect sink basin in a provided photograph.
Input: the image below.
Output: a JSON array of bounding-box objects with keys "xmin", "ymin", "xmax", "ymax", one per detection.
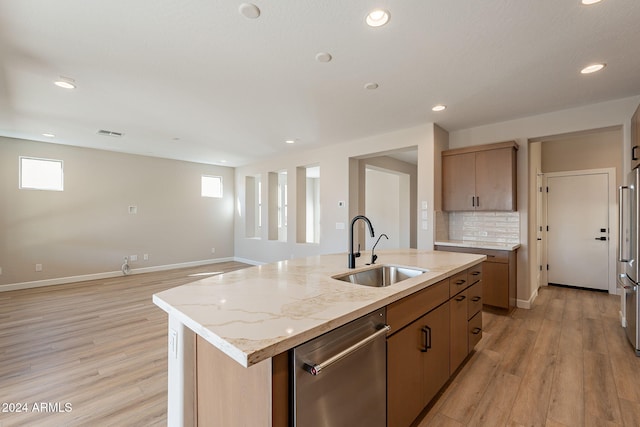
[{"xmin": 333, "ymin": 265, "xmax": 427, "ymax": 287}]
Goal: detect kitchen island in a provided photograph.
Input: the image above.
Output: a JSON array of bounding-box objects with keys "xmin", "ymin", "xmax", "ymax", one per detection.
[{"xmin": 153, "ymin": 249, "xmax": 485, "ymax": 426}]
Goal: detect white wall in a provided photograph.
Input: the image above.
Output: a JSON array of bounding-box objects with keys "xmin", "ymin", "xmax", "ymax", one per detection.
[
  {"xmin": 365, "ymin": 168, "xmax": 409, "ymax": 250},
  {"xmin": 234, "ymin": 124, "xmax": 439, "ymax": 264},
  {"xmin": 449, "ymin": 95, "xmax": 640, "ymax": 307}
]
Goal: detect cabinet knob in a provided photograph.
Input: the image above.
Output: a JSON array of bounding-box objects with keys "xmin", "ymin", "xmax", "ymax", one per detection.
[
  {"xmin": 471, "ymin": 327, "xmax": 482, "ymax": 335},
  {"xmin": 471, "ymin": 296, "xmax": 481, "ymax": 302},
  {"xmin": 455, "ymin": 279, "xmax": 466, "ymax": 285},
  {"xmin": 455, "ymin": 295, "xmax": 466, "ymax": 302}
]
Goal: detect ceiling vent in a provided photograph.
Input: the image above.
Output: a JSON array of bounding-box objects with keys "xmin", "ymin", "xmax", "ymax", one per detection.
[{"xmin": 97, "ymin": 129, "xmax": 124, "ymax": 137}]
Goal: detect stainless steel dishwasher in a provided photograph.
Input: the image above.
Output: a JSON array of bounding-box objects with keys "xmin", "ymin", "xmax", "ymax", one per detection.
[{"xmin": 292, "ymin": 308, "xmax": 389, "ymax": 427}]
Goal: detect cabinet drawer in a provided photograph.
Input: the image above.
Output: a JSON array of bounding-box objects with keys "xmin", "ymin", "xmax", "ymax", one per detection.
[
  {"xmin": 468, "ymin": 262, "xmax": 483, "ymax": 284},
  {"xmin": 468, "ymin": 312, "xmax": 482, "ymax": 350},
  {"xmin": 482, "ymin": 250, "xmax": 509, "ymax": 264},
  {"xmin": 467, "ymin": 281, "xmax": 482, "ymax": 319},
  {"xmin": 387, "ymin": 279, "xmax": 449, "ymax": 334},
  {"xmin": 449, "ymin": 270, "xmax": 469, "ymax": 297}
]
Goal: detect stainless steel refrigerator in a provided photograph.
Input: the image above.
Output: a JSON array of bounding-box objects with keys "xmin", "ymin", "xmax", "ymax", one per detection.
[{"xmin": 618, "ymin": 166, "xmax": 640, "ymax": 356}]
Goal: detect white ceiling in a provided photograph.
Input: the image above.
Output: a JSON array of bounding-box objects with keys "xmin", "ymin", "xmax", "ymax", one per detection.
[{"xmin": 0, "ymin": 0, "xmax": 639, "ymax": 167}]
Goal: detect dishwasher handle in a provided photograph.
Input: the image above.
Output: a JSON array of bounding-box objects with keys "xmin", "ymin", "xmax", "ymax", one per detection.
[{"xmin": 303, "ymin": 324, "xmax": 391, "ymax": 376}]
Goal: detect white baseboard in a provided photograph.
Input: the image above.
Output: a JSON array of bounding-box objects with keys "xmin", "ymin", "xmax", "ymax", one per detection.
[
  {"xmin": 516, "ymin": 288, "xmax": 538, "ymax": 309},
  {"xmin": 0, "ymin": 258, "xmax": 236, "ymax": 292}
]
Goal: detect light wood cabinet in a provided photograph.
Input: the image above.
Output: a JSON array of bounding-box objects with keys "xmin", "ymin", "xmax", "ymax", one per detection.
[
  {"xmin": 449, "ymin": 263, "xmax": 483, "ymax": 375},
  {"xmin": 442, "ymin": 141, "xmax": 518, "ymax": 211},
  {"xmin": 450, "ymin": 290, "xmax": 468, "ymax": 374},
  {"xmin": 387, "ymin": 301, "xmax": 450, "ymax": 427},
  {"xmin": 632, "ymin": 103, "xmax": 640, "ymax": 170},
  {"xmin": 436, "ymin": 245, "xmax": 517, "ymax": 311},
  {"xmin": 387, "ymin": 264, "xmax": 484, "ymax": 427}
]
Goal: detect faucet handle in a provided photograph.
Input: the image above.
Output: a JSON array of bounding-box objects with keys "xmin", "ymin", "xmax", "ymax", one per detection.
[{"xmin": 355, "ymin": 243, "xmax": 361, "ymax": 258}]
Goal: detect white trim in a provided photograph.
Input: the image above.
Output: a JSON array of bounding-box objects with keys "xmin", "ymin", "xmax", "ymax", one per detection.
[
  {"xmin": 517, "ymin": 287, "xmax": 538, "ymax": 309},
  {"xmin": 0, "ymin": 257, "xmax": 236, "ymax": 292}
]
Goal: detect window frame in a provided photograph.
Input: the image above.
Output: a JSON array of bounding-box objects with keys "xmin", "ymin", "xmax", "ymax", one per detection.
[
  {"xmin": 19, "ymin": 156, "xmax": 64, "ymax": 191},
  {"xmin": 201, "ymin": 175, "xmax": 223, "ymax": 198}
]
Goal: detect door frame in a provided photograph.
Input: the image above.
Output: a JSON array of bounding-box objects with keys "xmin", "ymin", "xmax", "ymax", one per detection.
[{"xmin": 542, "ymin": 168, "xmax": 617, "ymax": 294}]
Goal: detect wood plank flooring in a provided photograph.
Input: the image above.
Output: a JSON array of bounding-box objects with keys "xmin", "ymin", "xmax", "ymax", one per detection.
[
  {"xmin": 2, "ymin": 267, "xmax": 640, "ymax": 426},
  {"xmin": 418, "ymin": 285, "xmax": 640, "ymax": 427},
  {"xmin": 0, "ymin": 262, "xmax": 249, "ymax": 427}
]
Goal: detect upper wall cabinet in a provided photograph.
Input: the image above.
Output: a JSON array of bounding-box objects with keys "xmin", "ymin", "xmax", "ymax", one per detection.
[
  {"xmin": 442, "ymin": 141, "xmax": 518, "ymax": 212},
  {"xmin": 632, "ymin": 103, "xmax": 640, "ymax": 170}
]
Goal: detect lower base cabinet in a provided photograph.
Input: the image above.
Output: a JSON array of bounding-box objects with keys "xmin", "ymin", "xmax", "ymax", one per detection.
[{"xmin": 387, "ymin": 302, "xmax": 450, "ymax": 427}]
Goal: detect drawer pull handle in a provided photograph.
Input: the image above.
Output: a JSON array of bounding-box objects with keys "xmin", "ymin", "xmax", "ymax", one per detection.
[
  {"xmin": 455, "ymin": 279, "xmax": 466, "ymax": 285},
  {"xmin": 470, "ymin": 271, "xmax": 481, "ymax": 276},
  {"xmin": 455, "ymin": 295, "xmax": 466, "ymax": 302},
  {"xmin": 471, "ymin": 296, "xmax": 481, "ymax": 302},
  {"xmin": 421, "ymin": 325, "xmax": 432, "ymax": 353},
  {"xmin": 471, "ymin": 327, "xmax": 482, "ymax": 335}
]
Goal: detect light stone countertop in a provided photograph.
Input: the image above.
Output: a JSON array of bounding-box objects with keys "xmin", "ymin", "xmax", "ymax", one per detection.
[
  {"xmin": 435, "ymin": 240, "xmax": 521, "ymax": 251},
  {"xmin": 153, "ymin": 249, "xmax": 485, "ymax": 367}
]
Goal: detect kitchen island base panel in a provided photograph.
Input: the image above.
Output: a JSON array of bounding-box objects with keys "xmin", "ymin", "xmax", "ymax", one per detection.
[
  {"xmin": 167, "ymin": 315, "xmax": 196, "ymax": 427},
  {"xmin": 196, "ymin": 335, "xmax": 273, "ymax": 426}
]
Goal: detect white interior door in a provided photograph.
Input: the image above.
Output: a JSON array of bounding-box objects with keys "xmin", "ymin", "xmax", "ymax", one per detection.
[{"xmin": 546, "ymin": 171, "xmax": 610, "ymax": 290}]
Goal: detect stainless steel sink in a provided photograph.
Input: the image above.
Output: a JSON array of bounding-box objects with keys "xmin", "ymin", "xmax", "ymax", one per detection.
[{"xmin": 333, "ymin": 265, "xmax": 427, "ymax": 287}]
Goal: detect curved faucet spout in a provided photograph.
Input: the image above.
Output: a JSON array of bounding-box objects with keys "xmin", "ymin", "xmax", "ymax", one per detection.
[
  {"xmin": 349, "ymin": 215, "xmax": 375, "ymax": 268},
  {"xmin": 369, "ymin": 233, "xmax": 389, "ymax": 265}
]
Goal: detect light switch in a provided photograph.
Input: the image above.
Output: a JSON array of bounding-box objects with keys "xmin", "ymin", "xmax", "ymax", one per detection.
[
  {"xmin": 421, "ymin": 201, "xmax": 428, "ymax": 210},
  {"xmin": 422, "ymin": 221, "xmax": 428, "ymax": 230},
  {"xmin": 422, "ymin": 210, "xmax": 428, "ymax": 220}
]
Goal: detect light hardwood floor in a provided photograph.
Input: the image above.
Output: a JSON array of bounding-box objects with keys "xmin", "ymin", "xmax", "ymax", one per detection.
[
  {"xmin": 418, "ymin": 285, "xmax": 640, "ymax": 427},
  {"xmin": 0, "ymin": 262, "xmax": 249, "ymax": 427},
  {"xmin": 2, "ymin": 266, "xmax": 640, "ymax": 426}
]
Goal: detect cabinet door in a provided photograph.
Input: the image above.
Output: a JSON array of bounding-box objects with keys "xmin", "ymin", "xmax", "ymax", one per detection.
[
  {"xmin": 442, "ymin": 152, "xmax": 475, "ymax": 211},
  {"xmin": 475, "ymin": 148, "xmax": 516, "ymax": 211},
  {"xmin": 483, "ymin": 261, "xmax": 509, "ymax": 308},
  {"xmin": 421, "ymin": 302, "xmax": 451, "ymax": 405},
  {"xmin": 449, "ymin": 291, "xmax": 468, "ymax": 374},
  {"xmin": 387, "ymin": 322, "xmax": 426, "ymax": 427}
]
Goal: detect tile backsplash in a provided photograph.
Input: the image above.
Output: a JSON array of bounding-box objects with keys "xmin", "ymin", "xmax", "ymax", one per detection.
[{"xmin": 436, "ymin": 211, "xmax": 520, "ymax": 244}]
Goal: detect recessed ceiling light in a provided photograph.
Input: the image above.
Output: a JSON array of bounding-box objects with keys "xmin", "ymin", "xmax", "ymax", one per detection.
[
  {"xmin": 366, "ymin": 9, "xmax": 390, "ymax": 27},
  {"xmin": 364, "ymin": 82, "xmax": 379, "ymax": 90},
  {"xmin": 42, "ymin": 133, "xmax": 55, "ymax": 138},
  {"xmin": 239, "ymin": 3, "xmax": 260, "ymax": 19},
  {"xmin": 54, "ymin": 77, "xmax": 76, "ymax": 89},
  {"xmin": 581, "ymin": 63, "xmax": 606, "ymax": 74},
  {"xmin": 432, "ymin": 104, "xmax": 447, "ymax": 112},
  {"xmin": 581, "ymin": 0, "xmax": 602, "ymax": 5},
  {"xmin": 285, "ymin": 140, "xmax": 296, "ymax": 144},
  {"xmin": 315, "ymin": 52, "xmax": 332, "ymax": 63}
]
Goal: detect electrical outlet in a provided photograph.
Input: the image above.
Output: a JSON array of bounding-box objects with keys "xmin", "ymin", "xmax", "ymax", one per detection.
[
  {"xmin": 35, "ymin": 264, "xmax": 43, "ymax": 272},
  {"xmin": 130, "ymin": 255, "xmax": 138, "ymax": 262},
  {"xmin": 211, "ymin": 248, "xmax": 216, "ymax": 254},
  {"xmin": 143, "ymin": 254, "xmax": 149, "ymax": 261}
]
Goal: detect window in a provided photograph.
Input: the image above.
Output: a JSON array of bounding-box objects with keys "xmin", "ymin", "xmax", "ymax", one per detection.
[
  {"xmin": 201, "ymin": 175, "xmax": 223, "ymax": 198},
  {"xmin": 19, "ymin": 156, "xmax": 64, "ymax": 191},
  {"xmin": 296, "ymin": 165, "xmax": 320, "ymax": 244},
  {"xmin": 278, "ymin": 171, "xmax": 287, "ymax": 241},
  {"xmin": 245, "ymin": 174, "xmax": 262, "ymax": 238}
]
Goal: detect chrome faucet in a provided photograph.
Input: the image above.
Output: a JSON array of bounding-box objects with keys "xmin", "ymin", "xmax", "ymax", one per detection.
[
  {"xmin": 368, "ymin": 233, "xmax": 389, "ymax": 265},
  {"xmin": 349, "ymin": 215, "xmax": 375, "ymax": 268}
]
